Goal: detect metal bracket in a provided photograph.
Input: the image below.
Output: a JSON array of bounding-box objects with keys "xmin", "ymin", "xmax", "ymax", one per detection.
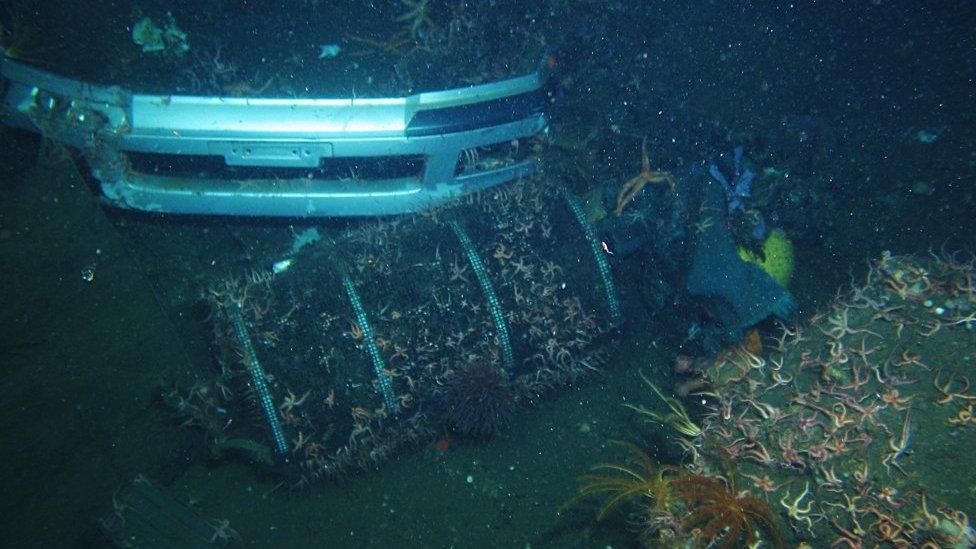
[{"xmin": 1, "ymin": 56, "xmax": 549, "ymax": 217}]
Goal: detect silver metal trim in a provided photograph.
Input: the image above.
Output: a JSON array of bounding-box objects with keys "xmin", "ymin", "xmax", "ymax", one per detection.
[{"xmin": 1, "ymin": 57, "xmax": 547, "ymax": 217}]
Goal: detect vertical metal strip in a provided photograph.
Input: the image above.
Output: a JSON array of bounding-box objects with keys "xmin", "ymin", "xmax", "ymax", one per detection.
[
  {"xmin": 228, "ymin": 305, "xmax": 289, "ymax": 455},
  {"xmin": 561, "ymin": 187, "xmax": 622, "ymax": 323},
  {"xmin": 448, "ymin": 219, "xmax": 515, "ymax": 371},
  {"xmin": 341, "ymin": 274, "xmax": 399, "ymax": 414}
]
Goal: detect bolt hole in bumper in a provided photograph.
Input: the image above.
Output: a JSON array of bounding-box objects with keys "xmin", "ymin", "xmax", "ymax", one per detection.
[{"xmin": 1, "ymin": 55, "xmax": 549, "ymax": 217}]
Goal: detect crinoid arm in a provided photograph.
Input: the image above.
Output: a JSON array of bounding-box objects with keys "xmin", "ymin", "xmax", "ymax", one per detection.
[
  {"xmin": 563, "ymin": 440, "xmax": 675, "ymax": 520},
  {"xmin": 671, "ymin": 472, "xmax": 785, "ymax": 549},
  {"xmin": 624, "ymin": 370, "xmax": 703, "ymax": 437}
]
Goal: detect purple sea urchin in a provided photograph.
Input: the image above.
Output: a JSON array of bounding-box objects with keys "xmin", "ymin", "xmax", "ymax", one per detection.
[{"xmin": 443, "ymin": 361, "xmax": 515, "ymax": 439}]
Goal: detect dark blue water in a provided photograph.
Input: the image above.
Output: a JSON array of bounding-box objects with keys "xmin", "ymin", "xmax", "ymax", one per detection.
[{"xmin": 1, "ymin": 1, "xmax": 974, "ymax": 547}]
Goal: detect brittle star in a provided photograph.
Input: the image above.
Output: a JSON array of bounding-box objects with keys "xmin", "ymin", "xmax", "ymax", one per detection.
[
  {"xmin": 780, "ymin": 481, "xmax": 814, "ymax": 531},
  {"xmin": 820, "ymin": 308, "xmax": 881, "ymax": 340}
]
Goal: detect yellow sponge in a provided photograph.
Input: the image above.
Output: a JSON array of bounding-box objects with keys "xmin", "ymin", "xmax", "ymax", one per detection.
[{"xmin": 738, "ymin": 229, "xmax": 794, "ymax": 288}]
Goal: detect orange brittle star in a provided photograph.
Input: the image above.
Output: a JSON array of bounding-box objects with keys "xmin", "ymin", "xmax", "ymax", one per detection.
[{"xmin": 613, "ymin": 137, "xmax": 676, "ymax": 215}]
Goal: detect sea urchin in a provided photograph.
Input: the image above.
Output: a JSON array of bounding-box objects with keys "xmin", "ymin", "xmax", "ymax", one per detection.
[{"xmin": 443, "ymin": 360, "xmax": 516, "ymax": 439}]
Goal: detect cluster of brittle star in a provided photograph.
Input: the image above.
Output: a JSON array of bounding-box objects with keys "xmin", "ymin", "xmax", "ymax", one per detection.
[
  {"xmin": 672, "ymin": 249, "xmax": 975, "ymax": 547},
  {"xmin": 229, "ymin": 179, "xmax": 613, "ymax": 487}
]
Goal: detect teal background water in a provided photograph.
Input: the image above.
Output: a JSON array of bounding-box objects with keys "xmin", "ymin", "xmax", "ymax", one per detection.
[{"xmin": 2, "ymin": 1, "xmax": 975, "ymax": 547}]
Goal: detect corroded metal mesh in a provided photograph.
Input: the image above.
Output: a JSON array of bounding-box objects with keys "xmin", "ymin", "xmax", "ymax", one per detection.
[{"xmin": 182, "ymin": 178, "xmax": 618, "ymax": 482}]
